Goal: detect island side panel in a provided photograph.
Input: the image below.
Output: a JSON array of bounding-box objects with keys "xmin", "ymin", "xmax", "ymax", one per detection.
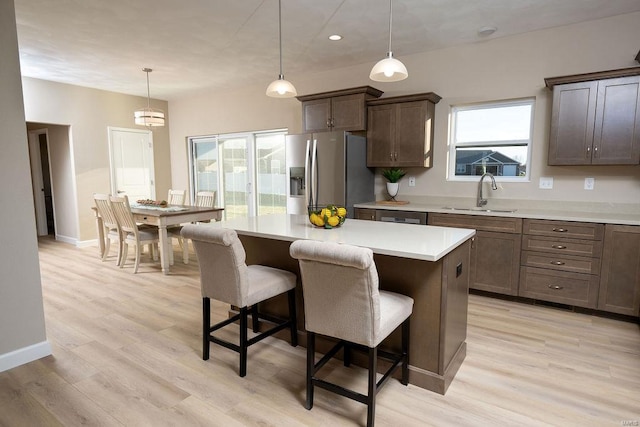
[{"xmin": 440, "ymin": 239, "xmax": 471, "ymax": 393}]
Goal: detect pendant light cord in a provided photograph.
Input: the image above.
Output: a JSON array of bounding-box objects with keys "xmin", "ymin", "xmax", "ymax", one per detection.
[
  {"xmin": 387, "ymin": 0, "xmax": 393, "ymax": 54},
  {"xmin": 278, "ymin": 0, "xmax": 283, "ymax": 77},
  {"xmin": 146, "ymin": 71, "xmax": 151, "ymax": 108},
  {"xmin": 142, "ymin": 67, "xmax": 152, "ymax": 109}
]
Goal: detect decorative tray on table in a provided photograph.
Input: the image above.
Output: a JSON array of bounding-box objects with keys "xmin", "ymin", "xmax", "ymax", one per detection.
[{"xmin": 136, "ymin": 199, "xmax": 168, "ymax": 207}]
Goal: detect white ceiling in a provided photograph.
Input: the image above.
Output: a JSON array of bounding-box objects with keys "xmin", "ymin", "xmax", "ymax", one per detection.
[{"xmin": 14, "ymin": 0, "xmax": 640, "ymax": 100}]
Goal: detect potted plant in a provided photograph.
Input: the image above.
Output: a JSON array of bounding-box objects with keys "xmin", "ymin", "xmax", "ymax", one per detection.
[{"xmin": 382, "ymin": 168, "xmax": 406, "ymax": 201}]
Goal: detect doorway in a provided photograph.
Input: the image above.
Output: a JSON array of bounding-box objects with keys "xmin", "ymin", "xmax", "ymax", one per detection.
[
  {"xmin": 28, "ymin": 129, "xmax": 54, "ymax": 236},
  {"xmin": 108, "ymin": 127, "xmax": 155, "ymax": 201}
]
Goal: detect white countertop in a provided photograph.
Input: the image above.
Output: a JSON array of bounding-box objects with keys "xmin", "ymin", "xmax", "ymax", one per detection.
[
  {"xmin": 355, "ymin": 198, "xmax": 640, "ymax": 226},
  {"xmin": 207, "ymin": 213, "xmax": 475, "ymax": 262}
]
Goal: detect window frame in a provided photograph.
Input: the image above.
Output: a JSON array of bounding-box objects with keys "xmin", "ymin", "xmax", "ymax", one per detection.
[{"xmin": 448, "ymin": 97, "xmax": 535, "ymax": 182}]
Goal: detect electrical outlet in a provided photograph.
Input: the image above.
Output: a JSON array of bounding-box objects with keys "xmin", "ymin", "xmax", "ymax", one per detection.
[
  {"xmin": 539, "ymin": 177, "xmax": 554, "ymax": 189},
  {"xmin": 408, "ymin": 176, "xmax": 416, "ymax": 187},
  {"xmin": 584, "ymin": 177, "xmax": 595, "ymax": 190}
]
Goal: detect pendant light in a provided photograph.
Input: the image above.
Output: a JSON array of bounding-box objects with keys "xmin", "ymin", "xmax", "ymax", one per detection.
[
  {"xmin": 370, "ymin": 0, "xmax": 408, "ymax": 82},
  {"xmin": 134, "ymin": 68, "xmax": 165, "ymax": 127},
  {"xmin": 266, "ymin": 0, "xmax": 297, "ymax": 98}
]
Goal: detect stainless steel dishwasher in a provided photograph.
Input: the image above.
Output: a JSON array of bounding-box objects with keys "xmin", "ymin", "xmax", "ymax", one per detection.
[{"xmin": 375, "ymin": 210, "xmax": 427, "ymax": 225}]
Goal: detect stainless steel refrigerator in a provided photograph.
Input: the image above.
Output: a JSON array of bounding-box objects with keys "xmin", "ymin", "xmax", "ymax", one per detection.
[{"xmin": 285, "ymin": 131, "xmax": 374, "ymax": 218}]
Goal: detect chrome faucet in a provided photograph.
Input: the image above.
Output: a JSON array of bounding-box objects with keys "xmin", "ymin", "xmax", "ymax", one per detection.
[{"xmin": 477, "ymin": 173, "xmax": 497, "ymax": 207}]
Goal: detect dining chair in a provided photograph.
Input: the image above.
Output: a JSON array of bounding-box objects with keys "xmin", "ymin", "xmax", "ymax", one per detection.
[
  {"xmin": 171, "ymin": 190, "xmax": 219, "ymax": 265},
  {"xmin": 109, "ymin": 195, "xmax": 160, "ymax": 273},
  {"xmin": 181, "ymin": 224, "xmax": 298, "ymax": 377},
  {"xmin": 166, "ymin": 189, "xmax": 188, "ymax": 264},
  {"xmin": 290, "ymin": 240, "xmax": 414, "ymax": 427},
  {"xmin": 93, "ymin": 193, "xmax": 122, "ymax": 265},
  {"xmin": 167, "ymin": 189, "xmax": 186, "ymax": 206},
  {"xmin": 195, "ymin": 191, "xmax": 216, "ymax": 208}
]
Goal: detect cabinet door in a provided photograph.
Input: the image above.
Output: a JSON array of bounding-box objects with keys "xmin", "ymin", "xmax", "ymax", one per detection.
[
  {"xmin": 302, "ymin": 98, "xmax": 331, "ymax": 133},
  {"xmin": 331, "ymin": 94, "xmax": 366, "ymax": 131},
  {"xmin": 592, "ymin": 76, "xmax": 640, "ymax": 165},
  {"xmin": 548, "ymin": 81, "xmax": 598, "ymax": 165},
  {"xmin": 470, "ymin": 231, "xmax": 521, "ymax": 295},
  {"xmin": 366, "ymin": 104, "xmax": 395, "ymax": 167},
  {"xmin": 598, "ymin": 225, "xmax": 640, "ymax": 316},
  {"xmin": 395, "ymin": 101, "xmax": 431, "ymax": 167}
]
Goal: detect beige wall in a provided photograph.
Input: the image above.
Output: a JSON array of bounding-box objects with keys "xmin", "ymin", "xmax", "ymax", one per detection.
[
  {"xmin": 0, "ymin": 0, "xmax": 49, "ymax": 368},
  {"xmin": 22, "ymin": 78, "xmax": 172, "ymax": 243},
  {"xmin": 169, "ymin": 12, "xmax": 640, "ymax": 206}
]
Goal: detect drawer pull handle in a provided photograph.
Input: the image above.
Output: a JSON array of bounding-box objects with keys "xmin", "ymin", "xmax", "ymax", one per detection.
[
  {"xmin": 551, "ymin": 245, "xmax": 566, "ymax": 249},
  {"xmin": 548, "ymin": 285, "xmax": 564, "ymax": 290},
  {"xmin": 550, "ymin": 261, "xmax": 565, "ymax": 266},
  {"xmin": 552, "ymin": 228, "xmax": 568, "ymax": 232}
]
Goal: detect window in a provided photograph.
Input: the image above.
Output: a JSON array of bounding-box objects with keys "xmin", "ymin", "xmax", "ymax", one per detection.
[
  {"xmin": 188, "ymin": 130, "xmax": 286, "ymax": 220},
  {"xmin": 449, "ymin": 98, "xmax": 534, "ymax": 181}
]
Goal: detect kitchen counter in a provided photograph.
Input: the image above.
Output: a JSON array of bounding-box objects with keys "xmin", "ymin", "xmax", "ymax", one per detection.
[
  {"xmin": 206, "ymin": 213, "xmax": 475, "ymax": 261},
  {"xmin": 355, "ymin": 198, "xmax": 640, "ymax": 226},
  {"xmin": 205, "ymin": 213, "xmax": 474, "ymax": 394}
]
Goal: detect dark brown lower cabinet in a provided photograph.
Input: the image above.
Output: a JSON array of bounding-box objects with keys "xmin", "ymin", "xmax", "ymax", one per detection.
[
  {"xmin": 598, "ymin": 224, "xmax": 640, "ymax": 316},
  {"xmin": 471, "ymin": 231, "xmax": 521, "ymax": 295},
  {"xmin": 428, "ymin": 214, "xmax": 522, "ymax": 296}
]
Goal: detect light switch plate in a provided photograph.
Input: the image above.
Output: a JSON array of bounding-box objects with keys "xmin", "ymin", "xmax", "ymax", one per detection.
[
  {"xmin": 408, "ymin": 176, "xmax": 416, "ymax": 187},
  {"xmin": 539, "ymin": 177, "xmax": 553, "ymax": 189}
]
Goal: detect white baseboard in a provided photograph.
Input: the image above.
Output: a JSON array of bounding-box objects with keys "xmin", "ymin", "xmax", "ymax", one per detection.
[
  {"xmin": 55, "ymin": 234, "xmax": 76, "ymax": 245},
  {"xmin": 0, "ymin": 341, "xmax": 52, "ymax": 373},
  {"xmin": 76, "ymin": 238, "xmax": 98, "ymax": 248}
]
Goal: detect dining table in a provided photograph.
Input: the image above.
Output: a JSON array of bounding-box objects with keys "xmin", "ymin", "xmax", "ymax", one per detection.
[{"xmin": 93, "ymin": 204, "xmax": 224, "ymax": 274}]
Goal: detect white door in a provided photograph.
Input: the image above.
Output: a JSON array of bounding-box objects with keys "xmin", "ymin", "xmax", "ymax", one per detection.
[
  {"xmin": 108, "ymin": 127, "xmax": 155, "ymax": 201},
  {"xmin": 28, "ymin": 129, "xmax": 49, "ymax": 236}
]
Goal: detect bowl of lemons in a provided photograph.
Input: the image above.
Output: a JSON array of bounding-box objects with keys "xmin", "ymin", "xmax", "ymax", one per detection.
[{"xmin": 308, "ymin": 205, "xmax": 347, "ymax": 229}]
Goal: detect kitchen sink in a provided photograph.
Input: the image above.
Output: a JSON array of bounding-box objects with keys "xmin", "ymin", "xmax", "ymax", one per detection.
[{"xmin": 441, "ymin": 207, "xmax": 517, "ymax": 213}]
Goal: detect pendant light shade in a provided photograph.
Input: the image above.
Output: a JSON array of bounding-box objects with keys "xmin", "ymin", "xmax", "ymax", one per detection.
[
  {"xmin": 134, "ymin": 68, "xmax": 165, "ymax": 127},
  {"xmin": 370, "ymin": 0, "xmax": 408, "ymax": 82},
  {"xmin": 266, "ymin": 0, "xmax": 297, "ymax": 98}
]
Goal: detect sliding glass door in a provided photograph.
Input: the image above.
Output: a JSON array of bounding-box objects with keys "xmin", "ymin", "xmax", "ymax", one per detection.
[
  {"xmin": 255, "ymin": 133, "xmax": 286, "ymax": 216},
  {"xmin": 189, "ymin": 130, "xmax": 286, "ymax": 219}
]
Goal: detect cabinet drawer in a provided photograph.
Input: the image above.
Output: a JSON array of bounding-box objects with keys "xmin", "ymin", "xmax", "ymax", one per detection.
[
  {"xmin": 429, "ymin": 213, "xmax": 522, "ymax": 233},
  {"xmin": 523, "ymin": 219, "xmax": 604, "ymax": 240},
  {"xmin": 519, "ymin": 267, "xmax": 599, "ymax": 308},
  {"xmin": 522, "ymin": 235, "xmax": 603, "ymax": 258},
  {"xmin": 354, "ymin": 208, "xmax": 376, "ymax": 221},
  {"xmin": 521, "ymin": 251, "xmax": 601, "ymax": 275}
]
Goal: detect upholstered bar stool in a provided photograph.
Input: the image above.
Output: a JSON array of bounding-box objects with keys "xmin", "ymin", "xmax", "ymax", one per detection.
[
  {"xmin": 181, "ymin": 224, "xmax": 298, "ymax": 377},
  {"xmin": 290, "ymin": 240, "xmax": 413, "ymax": 427}
]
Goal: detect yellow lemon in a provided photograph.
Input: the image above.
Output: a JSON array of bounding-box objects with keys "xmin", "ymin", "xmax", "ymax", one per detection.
[
  {"xmin": 327, "ymin": 216, "xmax": 339, "ymax": 227},
  {"xmin": 337, "ymin": 207, "xmax": 347, "ymax": 217},
  {"xmin": 320, "ymin": 208, "xmax": 330, "ymax": 218},
  {"xmin": 311, "ymin": 213, "xmax": 324, "ymax": 227}
]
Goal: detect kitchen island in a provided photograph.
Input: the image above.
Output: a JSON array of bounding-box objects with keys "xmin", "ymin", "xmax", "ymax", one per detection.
[{"xmin": 203, "ymin": 213, "xmax": 475, "ymax": 394}]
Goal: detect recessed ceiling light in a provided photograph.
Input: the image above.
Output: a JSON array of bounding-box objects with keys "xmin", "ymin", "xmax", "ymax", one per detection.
[
  {"xmin": 478, "ymin": 26, "xmax": 497, "ymax": 36},
  {"xmin": 328, "ymin": 34, "xmax": 343, "ymax": 41}
]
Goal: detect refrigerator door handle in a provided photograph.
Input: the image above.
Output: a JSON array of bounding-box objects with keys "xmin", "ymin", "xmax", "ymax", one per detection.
[
  {"xmin": 311, "ymin": 139, "xmax": 318, "ymax": 211},
  {"xmin": 305, "ymin": 139, "xmax": 311, "ymax": 210}
]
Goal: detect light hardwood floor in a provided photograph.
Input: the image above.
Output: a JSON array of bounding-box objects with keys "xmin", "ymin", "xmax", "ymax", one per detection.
[{"xmin": 1, "ymin": 237, "xmax": 639, "ymax": 426}]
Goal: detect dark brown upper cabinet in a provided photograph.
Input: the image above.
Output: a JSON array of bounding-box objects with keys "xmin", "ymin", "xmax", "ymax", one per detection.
[
  {"xmin": 366, "ymin": 93, "xmax": 441, "ymax": 168},
  {"xmin": 545, "ymin": 67, "xmax": 640, "ymax": 165},
  {"xmin": 296, "ymin": 86, "xmax": 383, "ymax": 133}
]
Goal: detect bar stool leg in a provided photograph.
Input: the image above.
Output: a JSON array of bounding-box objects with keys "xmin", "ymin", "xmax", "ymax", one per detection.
[
  {"xmin": 367, "ymin": 346, "xmax": 377, "ymax": 427},
  {"xmin": 287, "ymin": 289, "xmax": 298, "ymax": 346},
  {"xmin": 239, "ymin": 307, "xmax": 248, "ymax": 377},
  {"xmin": 306, "ymin": 332, "xmax": 315, "ymax": 410},
  {"xmin": 251, "ymin": 304, "xmax": 259, "ymax": 333},
  {"xmin": 402, "ymin": 318, "xmax": 410, "ymax": 385},
  {"xmin": 202, "ymin": 298, "xmax": 210, "ymax": 360}
]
